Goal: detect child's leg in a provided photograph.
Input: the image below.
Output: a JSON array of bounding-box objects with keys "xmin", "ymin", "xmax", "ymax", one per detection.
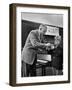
[{"xmin": 52, "ymin": 67, "xmax": 56, "ymax": 75}]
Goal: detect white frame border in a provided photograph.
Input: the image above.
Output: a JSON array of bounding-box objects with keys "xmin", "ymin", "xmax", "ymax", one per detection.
[{"xmin": 16, "ymin": 6, "xmax": 68, "ymax": 84}]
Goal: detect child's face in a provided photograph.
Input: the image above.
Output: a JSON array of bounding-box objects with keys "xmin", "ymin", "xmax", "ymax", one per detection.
[
  {"xmin": 54, "ymin": 39, "xmax": 60, "ymax": 45},
  {"xmin": 54, "ymin": 36, "xmax": 61, "ymax": 46}
]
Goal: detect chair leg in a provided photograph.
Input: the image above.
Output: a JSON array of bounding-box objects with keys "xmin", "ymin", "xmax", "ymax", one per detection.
[{"xmin": 42, "ymin": 66, "xmax": 46, "ymax": 76}]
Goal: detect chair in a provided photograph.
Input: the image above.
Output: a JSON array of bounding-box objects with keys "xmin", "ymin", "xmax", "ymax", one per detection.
[
  {"xmin": 35, "ymin": 54, "xmax": 52, "ymax": 76},
  {"xmin": 21, "ymin": 54, "xmax": 52, "ymax": 77}
]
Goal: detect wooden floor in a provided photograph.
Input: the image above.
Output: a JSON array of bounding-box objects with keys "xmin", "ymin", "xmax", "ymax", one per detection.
[
  {"xmin": 21, "ymin": 66, "xmax": 63, "ymax": 77},
  {"xmin": 36, "ymin": 67, "xmax": 54, "ymax": 76}
]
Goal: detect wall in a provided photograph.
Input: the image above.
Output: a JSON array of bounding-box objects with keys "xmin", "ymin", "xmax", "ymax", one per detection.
[
  {"xmin": 0, "ymin": 0, "xmax": 72, "ymax": 90},
  {"xmin": 22, "ymin": 13, "xmax": 63, "ymax": 27}
]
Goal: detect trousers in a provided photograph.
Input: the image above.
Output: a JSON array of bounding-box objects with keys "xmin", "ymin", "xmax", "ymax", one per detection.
[{"xmin": 21, "ymin": 56, "xmax": 37, "ymax": 77}]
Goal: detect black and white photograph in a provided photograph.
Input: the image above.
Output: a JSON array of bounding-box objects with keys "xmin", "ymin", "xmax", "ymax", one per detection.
[
  {"xmin": 21, "ymin": 13, "xmax": 63, "ymax": 77},
  {"xmin": 9, "ymin": 4, "xmax": 70, "ymax": 86}
]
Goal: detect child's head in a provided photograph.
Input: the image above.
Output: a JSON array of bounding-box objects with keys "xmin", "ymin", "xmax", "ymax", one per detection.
[{"xmin": 54, "ymin": 35, "xmax": 61, "ymax": 46}]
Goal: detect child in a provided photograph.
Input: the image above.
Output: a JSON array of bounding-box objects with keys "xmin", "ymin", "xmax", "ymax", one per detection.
[{"xmin": 51, "ymin": 36, "xmax": 63, "ymax": 75}]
